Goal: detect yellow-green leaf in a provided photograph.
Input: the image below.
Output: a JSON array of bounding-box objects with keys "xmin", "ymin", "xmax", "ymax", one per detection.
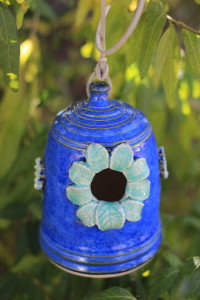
[
  {"xmin": 75, "ymin": 0, "xmax": 93, "ymax": 27},
  {"xmin": 30, "ymin": 0, "xmax": 56, "ymax": 20},
  {"xmin": 0, "ymin": 3, "xmax": 20, "ymax": 91},
  {"xmin": 86, "ymin": 287, "xmax": 137, "ymax": 300},
  {"xmin": 155, "ymin": 26, "xmax": 174, "ymax": 84},
  {"xmin": 161, "ymin": 26, "xmax": 180, "ymax": 106},
  {"xmin": 126, "ymin": 12, "xmax": 147, "ymax": 65},
  {"xmin": 0, "ymin": 88, "xmax": 29, "ymax": 178},
  {"xmin": 0, "ymin": 0, "xmax": 11, "ymax": 5},
  {"xmin": 183, "ymin": 29, "xmax": 200, "ymax": 77},
  {"xmin": 139, "ymin": 1, "xmax": 166, "ymax": 78},
  {"xmin": 148, "ymin": 268, "xmax": 180, "ymax": 300},
  {"xmin": 106, "ymin": 0, "xmax": 131, "ymax": 50}
]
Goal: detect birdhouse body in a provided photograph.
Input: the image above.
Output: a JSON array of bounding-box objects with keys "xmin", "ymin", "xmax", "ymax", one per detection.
[{"xmin": 39, "ymin": 83, "xmax": 162, "ymax": 277}]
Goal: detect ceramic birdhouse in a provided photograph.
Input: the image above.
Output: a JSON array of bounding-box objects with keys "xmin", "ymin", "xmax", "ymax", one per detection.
[{"xmin": 34, "ymin": 82, "xmax": 168, "ymax": 277}]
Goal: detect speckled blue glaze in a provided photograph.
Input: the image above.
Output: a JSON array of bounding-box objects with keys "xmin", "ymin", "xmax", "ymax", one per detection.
[{"xmin": 40, "ymin": 82, "xmax": 162, "ymax": 277}]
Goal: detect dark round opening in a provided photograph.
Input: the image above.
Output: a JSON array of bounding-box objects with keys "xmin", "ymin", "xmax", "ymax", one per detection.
[{"xmin": 91, "ymin": 168, "xmax": 127, "ymax": 202}]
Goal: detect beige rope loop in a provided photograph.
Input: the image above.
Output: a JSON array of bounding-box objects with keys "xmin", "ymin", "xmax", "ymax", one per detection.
[
  {"xmin": 86, "ymin": 0, "xmax": 145, "ymax": 97},
  {"xmin": 96, "ymin": 0, "xmax": 146, "ymax": 56}
]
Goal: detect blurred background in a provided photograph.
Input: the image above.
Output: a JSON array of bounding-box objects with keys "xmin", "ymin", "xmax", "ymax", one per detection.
[{"xmin": 0, "ymin": 0, "xmax": 200, "ymax": 299}]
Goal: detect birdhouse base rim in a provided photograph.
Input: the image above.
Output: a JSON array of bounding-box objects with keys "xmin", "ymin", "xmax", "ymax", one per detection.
[
  {"xmin": 40, "ymin": 230, "xmax": 162, "ymax": 277},
  {"xmin": 47, "ymin": 256, "xmax": 153, "ymax": 278}
]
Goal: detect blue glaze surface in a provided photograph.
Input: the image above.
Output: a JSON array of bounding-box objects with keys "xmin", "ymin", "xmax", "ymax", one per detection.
[{"xmin": 40, "ymin": 82, "xmax": 162, "ymax": 276}]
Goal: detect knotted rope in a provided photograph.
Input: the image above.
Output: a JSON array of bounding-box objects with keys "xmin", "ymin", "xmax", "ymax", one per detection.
[{"xmin": 86, "ymin": 0, "xmax": 145, "ymax": 97}]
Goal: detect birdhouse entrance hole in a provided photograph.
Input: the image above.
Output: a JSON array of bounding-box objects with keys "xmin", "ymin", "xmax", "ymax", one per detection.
[{"xmin": 91, "ymin": 168, "xmax": 127, "ymax": 202}]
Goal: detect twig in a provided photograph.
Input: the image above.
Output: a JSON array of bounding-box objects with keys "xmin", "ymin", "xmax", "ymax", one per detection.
[{"xmin": 167, "ymin": 14, "xmax": 200, "ymax": 36}]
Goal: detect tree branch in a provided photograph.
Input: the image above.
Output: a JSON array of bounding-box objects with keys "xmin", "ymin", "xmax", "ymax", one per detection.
[{"xmin": 167, "ymin": 15, "xmax": 200, "ymax": 36}]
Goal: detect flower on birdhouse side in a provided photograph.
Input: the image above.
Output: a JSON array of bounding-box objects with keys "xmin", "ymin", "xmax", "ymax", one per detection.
[
  {"xmin": 66, "ymin": 143, "xmax": 150, "ymax": 231},
  {"xmin": 34, "ymin": 157, "xmax": 45, "ymax": 191},
  {"xmin": 158, "ymin": 147, "xmax": 169, "ymax": 179}
]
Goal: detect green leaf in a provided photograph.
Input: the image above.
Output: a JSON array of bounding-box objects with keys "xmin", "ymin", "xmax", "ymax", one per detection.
[
  {"xmin": 0, "ymin": 0, "xmax": 11, "ymax": 6},
  {"xmin": 75, "ymin": 0, "xmax": 93, "ymax": 27},
  {"xmin": 181, "ymin": 257, "xmax": 200, "ymax": 276},
  {"xmin": 16, "ymin": 2, "xmax": 30, "ymax": 30},
  {"xmin": 12, "ymin": 254, "xmax": 39, "ymax": 272},
  {"xmin": 0, "ymin": 3, "xmax": 20, "ymax": 91},
  {"xmin": 148, "ymin": 268, "xmax": 180, "ymax": 300},
  {"xmin": 161, "ymin": 26, "xmax": 180, "ymax": 106},
  {"xmin": 23, "ymin": 275, "xmax": 46, "ymax": 300},
  {"xmin": 0, "ymin": 89, "xmax": 29, "ymax": 178},
  {"xmin": 155, "ymin": 26, "xmax": 174, "ymax": 84},
  {"xmin": 127, "ymin": 12, "xmax": 147, "ymax": 65},
  {"xmin": 189, "ymin": 268, "xmax": 200, "ymax": 297},
  {"xmin": 85, "ymin": 287, "xmax": 137, "ymax": 300},
  {"xmin": 179, "ymin": 257, "xmax": 200, "ymax": 298},
  {"xmin": 193, "ymin": 256, "xmax": 200, "ymax": 269},
  {"xmin": 13, "ymin": 221, "xmax": 41, "ymax": 266},
  {"xmin": 0, "ymin": 202, "xmax": 27, "ymax": 220},
  {"xmin": 105, "ymin": 0, "xmax": 130, "ymax": 50},
  {"xmin": 4, "ymin": 130, "xmax": 46, "ymax": 185},
  {"xmin": 0, "ymin": 272, "xmax": 22, "ymax": 300},
  {"xmin": 183, "ymin": 29, "xmax": 200, "ymax": 77},
  {"xmin": 26, "ymin": 220, "xmax": 41, "ymax": 256},
  {"xmin": 51, "ymin": 275, "xmax": 71, "ymax": 300},
  {"xmin": 135, "ymin": 274, "xmax": 147, "ymax": 300},
  {"xmin": 182, "ymin": 215, "xmax": 200, "ymax": 229},
  {"xmin": 30, "ymin": 0, "xmax": 56, "ymax": 20},
  {"xmin": 96, "ymin": 201, "xmax": 125, "ymax": 231},
  {"xmin": 139, "ymin": 1, "xmax": 166, "ymax": 78},
  {"xmin": 70, "ymin": 276, "xmax": 91, "ymax": 300}
]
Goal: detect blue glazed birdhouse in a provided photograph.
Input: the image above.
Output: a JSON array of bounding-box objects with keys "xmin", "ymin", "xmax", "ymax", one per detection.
[{"xmin": 35, "ymin": 82, "xmax": 168, "ymax": 277}]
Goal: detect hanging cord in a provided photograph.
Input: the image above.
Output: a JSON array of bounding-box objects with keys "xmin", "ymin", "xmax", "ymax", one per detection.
[{"xmin": 86, "ymin": 0, "xmax": 145, "ymax": 97}]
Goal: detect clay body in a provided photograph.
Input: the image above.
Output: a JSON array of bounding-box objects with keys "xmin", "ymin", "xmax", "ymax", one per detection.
[{"xmin": 39, "ymin": 82, "xmax": 162, "ymax": 277}]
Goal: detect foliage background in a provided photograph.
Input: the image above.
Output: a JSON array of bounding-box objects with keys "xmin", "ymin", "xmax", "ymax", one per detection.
[{"xmin": 0, "ymin": 0, "xmax": 200, "ymax": 299}]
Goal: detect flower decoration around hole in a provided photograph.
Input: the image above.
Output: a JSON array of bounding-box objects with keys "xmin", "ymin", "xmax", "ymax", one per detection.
[{"xmin": 66, "ymin": 143, "xmax": 150, "ymax": 231}]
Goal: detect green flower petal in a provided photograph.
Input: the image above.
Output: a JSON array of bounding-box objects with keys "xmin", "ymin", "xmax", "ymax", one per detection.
[
  {"xmin": 86, "ymin": 143, "xmax": 109, "ymax": 173},
  {"xmin": 96, "ymin": 201, "xmax": 125, "ymax": 231},
  {"xmin": 110, "ymin": 143, "xmax": 133, "ymax": 172},
  {"xmin": 123, "ymin": 158, "xmax": 150, "ymax": 181},
  {"xmin": 69, "ymin": 161, "xmax": 95, "ymax": 186},
  {"xmin": 121, "ymin": 198, "xmax": 144, "ymax": 222},
  {"xmin": 66, "ymin": 185, "xmax": 93, "ymax": 205},
  {"xmin": 77, "ymin": 200, "xmax": 98, "ymax": 227},
  {"xmin": 126, "ymin": 180, "xmax": 150, "ymax": 200}
]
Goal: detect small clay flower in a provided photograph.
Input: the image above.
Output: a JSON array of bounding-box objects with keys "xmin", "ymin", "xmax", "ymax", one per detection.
[
  {"xmin": 158, "ymin": 147, "xmax": 169, "ymax": 179},
  {"xmin": 34, "ymin": 157, "xmax": 45, "ymax": 191}
]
